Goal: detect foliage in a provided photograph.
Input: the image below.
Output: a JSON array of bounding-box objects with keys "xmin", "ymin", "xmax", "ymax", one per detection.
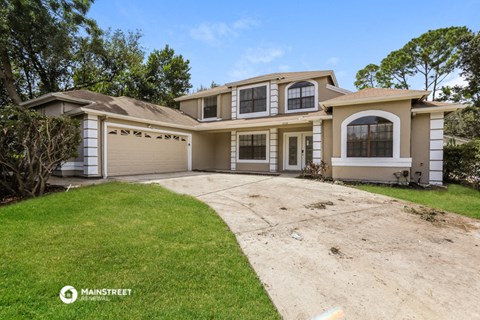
[
  {"xmin": 302, "ymin": 160, "xmax": 328, "ymax": 180},
  {"xmin": 355, "ymin": 27, "xmax": 472, "ymax": 100},
  {"xmin": 136, "ymin": 45, "xmax": 191, "ymax": 108},
  {"xmin": 356, "ymin": 183, "xmax": 480, "ymax": 219},
  {"xmin": 0, "ymin": 105, "xmax": 81, "ymax": 197},
  {"xmin": 354, "ymin": 64, "xmax": 380, "ymax": 89},
  {"xmin": 0, "ymin": 0, "xmax": 95, "ymax": 104},
  {"xmin": 443, "ymin": 139, "xmax": 480, "ymax": 189},
  {"xmin": 0, "ymin": 183, "xmax": 280, "ymax": 319},
  {"xmin": 0, "ymin": 0, "xmax": 192, "ymax": 108}
]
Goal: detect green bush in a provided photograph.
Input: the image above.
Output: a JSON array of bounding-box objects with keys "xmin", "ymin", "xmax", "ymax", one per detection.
[
  {"xmin": 0, "ymin": 105, "xmax": 81, "ymax": 197},
  {"xmin": 444, "ymin": 139, "xmax": 480, "ymax": 189}
]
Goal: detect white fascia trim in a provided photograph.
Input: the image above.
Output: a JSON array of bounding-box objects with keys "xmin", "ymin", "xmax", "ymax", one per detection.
[
  {"xmin": 411, "ymin": 104, "xmax": 466, "ymax": 114},
  {"xmin": 326, "ymin": 84, "xmax": 352, "ymax": 95},
  {"xmin": 236, "ymin": 82, "xmax": 270, "ymax": 119},
  {"xmin": 67, "ymin": 108, "xmax": 196, "ymax": 131},
  {"xmin": 322, "ymin": 92, "xmax": 430, "ymax": 108},
  {"xmin": 103, "ymin": 122, "xmax": 193, "ymax": 178},
  {"xmin": 340, "ymin": 110, "xmax": 401, "ymax": 159},
  {"xmin": 198, "ymin": 117, "xmax": 223, "ymax": 122},
  {"xmin": 331, "ymin": 157, "xmax": 412, "ymax": 167},
  {"xmin": 284, "ymin": 80, "xmax": 319, "ymax": 114},
  {"xmin": 236, "ymin": 130, "xmax": 270, "ymax": 164}
]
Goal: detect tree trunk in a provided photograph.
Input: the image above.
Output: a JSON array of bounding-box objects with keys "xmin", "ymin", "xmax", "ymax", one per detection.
[{"xmin": 0, "ymin": 47, "xmax": 23, "ymax": 105}]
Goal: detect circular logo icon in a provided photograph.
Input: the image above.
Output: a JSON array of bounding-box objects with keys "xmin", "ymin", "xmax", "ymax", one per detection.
[{"xmin": 59, "ymin": 285, "xmax": 78, "ymax": 304}]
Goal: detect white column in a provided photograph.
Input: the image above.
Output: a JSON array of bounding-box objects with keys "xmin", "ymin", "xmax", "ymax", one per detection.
[
  {"xmin": 231, "ymin": 131, "xmax": 237, "ymax": 171},
  {"xmin": 270, "ymin": 83, "xmax": 278, "ymax": 116},
  {"xmin": 312, "ymin": 120, "xmax": 322, "ymax": 164},
  {"xmin": 231, "ymin": 87, "xmax": 237, "ymax": 119},
  {"xmin": 429, "ymin": 112, "xmax": 444, "ymax": 185},
  {"xmin": 269, "ymin": 128, "xmax": 278, "ymax": 172},
  {"xmin": 83, "ymin": 114, "xmax": 100, "ymax": 176}
]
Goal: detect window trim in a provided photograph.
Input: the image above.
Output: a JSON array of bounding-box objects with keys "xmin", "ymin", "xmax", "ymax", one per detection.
[
  {"xmin": 202, "ymin": 96, "xmax": 218, "ymax": 120},
  {"xmin": 236, "ymin": 130, "xmax": 270, "ymax": 163},
  {"xmin": 331, "ymin": 110, "xmax": 413, "ymax": 168},
  {"xmin": 284, "ymin": 80, "xmax": 319, "ymax": 114},
  {"xmin": 236, "ymin": 82, "xmax": 270, "ymax": 119}
]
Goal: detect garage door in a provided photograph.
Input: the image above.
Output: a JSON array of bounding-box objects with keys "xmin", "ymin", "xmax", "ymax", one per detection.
[{"xmin": 106, "ymin": 127, "xmax": 189, "ymax": 176}]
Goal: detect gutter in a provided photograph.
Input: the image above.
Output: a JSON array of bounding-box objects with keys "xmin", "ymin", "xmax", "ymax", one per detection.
[{"xmin": 411, "ymin": 104, "xmax": 466, "ymax": 114}]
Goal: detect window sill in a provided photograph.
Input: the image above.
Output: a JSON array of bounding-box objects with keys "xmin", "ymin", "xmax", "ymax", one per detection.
[
  {"xmin": 198, "ymin": 117, "xmax": 222, "ymax": 122},
  {"xmin": 284, "ymin": 107, "xmax": 318, "ymax": 114},
  {"xmin": 236, "ymin": 159, "xmax": 269, "ymax": 164},
  {"xmin": 237, "ymin": 111, "xmax": 270, "ymax": 119},
  {"xmin": 331, "ymin": 157, "xmax": 412, "ymax": 167}
]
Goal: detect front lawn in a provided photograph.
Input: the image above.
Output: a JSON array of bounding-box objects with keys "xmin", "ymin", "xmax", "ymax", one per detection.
[
  {"xmin": 0, "ymin": 183, "xmax": 279, "ymax": 319},
  {"xmin": 356, "ymin": 183, "xmax": 480, "ymax": 219}
]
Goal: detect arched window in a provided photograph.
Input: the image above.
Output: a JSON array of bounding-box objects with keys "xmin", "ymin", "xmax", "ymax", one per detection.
[
  {"xmin": 287, "ymin": 81, "xmax": 316, "ymax": 111},
  {"xmin": 347, "ymin": 116, "xmax": 393, "ymax": 157}
]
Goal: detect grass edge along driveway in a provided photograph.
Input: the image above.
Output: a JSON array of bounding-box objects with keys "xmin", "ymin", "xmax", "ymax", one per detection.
[
  {"xmin": 0, "ymin": 182, "xmax": 280, "ymax": 319},
  {"xmin": 355, "ymin": 183, "xmax": 480, "ymax": 219}
]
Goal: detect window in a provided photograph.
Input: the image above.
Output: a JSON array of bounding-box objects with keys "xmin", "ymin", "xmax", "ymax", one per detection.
[
  {"xmin": 287, "ymin": 81, "xmax": 315, "ymax": 111},
  {"xmin": 238, "ymin": 134, "xmax": 267, "ymax": 160},
  {"xmin": 347, "ymin": 116, "xmax": 393, "ymax": 157},
  {"xmin": 239, "ymin": 86, "xmax": 267, "ymax": 114},
  {"xmin": 203, "ymin": 96, "xmax": 217, "ymax": 119}
]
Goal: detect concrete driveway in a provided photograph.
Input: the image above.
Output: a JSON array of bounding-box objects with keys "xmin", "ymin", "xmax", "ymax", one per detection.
[{"xmin": 123, "ymin": 173, "xmax": 480, "ymax": 320}]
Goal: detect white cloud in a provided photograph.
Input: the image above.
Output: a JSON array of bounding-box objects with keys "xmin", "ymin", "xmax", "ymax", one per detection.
[
  {"xmin": 326, "ymin": 57, "xmax": 340, "ymax": 66},
  {"xmin": 189, "ymin": 18, "xmax": 259, "ymax": 45},
  {"xmin": 229, "ymin": 46, "xmax": 285, "ymax": 80},
  {"xmin": 441, "ymin": 74, "xmax": 467, "ymax": 88}
]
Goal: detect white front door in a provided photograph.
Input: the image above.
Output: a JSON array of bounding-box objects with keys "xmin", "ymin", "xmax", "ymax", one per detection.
[{"xmin": 284, "ymin": 132, "xmax": 313, "ymax": 170}]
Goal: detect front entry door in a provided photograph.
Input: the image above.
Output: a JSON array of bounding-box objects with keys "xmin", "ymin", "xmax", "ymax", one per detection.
[{"xmin": 284, "ymin": 133, "xmax": 313, "ymax": 170}]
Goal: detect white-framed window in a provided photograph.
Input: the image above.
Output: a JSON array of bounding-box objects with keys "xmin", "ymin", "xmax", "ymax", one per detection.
[
  {"xmin": 237, "ymin": 82, "xmax": 270, "ymax": 118},
  {"xmin": 202, "ymin": 96, "xmax": 217, "ymax": 119},
  {"xmin": 285, "ymin": 80, "xmax": 318, "ymax": 113},
  {"xmin": 332, "ymin": 110, "xmax": 412, "ymax": 167},
  {"xmin": 236, "ymin": 131, "xmax": 270, "ymax": 163}
]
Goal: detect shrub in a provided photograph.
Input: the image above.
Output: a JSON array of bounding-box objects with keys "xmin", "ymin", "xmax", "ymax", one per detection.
[
  {"xmin": 0, "ymin": 105, "xmax": 81, "ymax": 197},
  {"xmin": 302, "ymin": 160, "xmax": 328, "ymax": 180},
  {"xmin": 444, "ymin": 139, "xmax": 480, "ymax": 189}
]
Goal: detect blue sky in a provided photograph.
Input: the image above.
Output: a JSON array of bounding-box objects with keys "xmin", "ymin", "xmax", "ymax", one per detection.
[{"xmin": 89, "ymin": 0, "xmax": 480, "ymax": 91}]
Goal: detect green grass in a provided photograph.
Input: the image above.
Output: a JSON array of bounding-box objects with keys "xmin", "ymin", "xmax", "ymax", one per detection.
[
  {"xmin": 356, "ymin": 183, "xmax": 480, "ymax": 219},
  {"xmin": 0, "ymin": 183, "xmax": 280, "ymax": 319}
]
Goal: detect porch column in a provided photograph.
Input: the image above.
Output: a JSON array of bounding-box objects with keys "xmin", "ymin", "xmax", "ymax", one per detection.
[
  {"xmin": 83, "ymin": 114, "xmax": 100, "ymax": 177},
  {"xmin": 312, "ymin": 120, "xmax": 322, "ymax": 164},
  {"xmin": 269, "ymin": 128, "xmax": 278, "ymax": 172},
  {"xmin": 429, "ymin": 112, "xmax": 444, "ymax": 185},
  {"xmin": 230, "ymin": 131, "xmax": 237, "ymax": 171}
]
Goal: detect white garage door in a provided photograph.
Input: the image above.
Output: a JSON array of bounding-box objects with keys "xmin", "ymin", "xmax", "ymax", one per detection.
[{"xmin": 106, "ymin": 127, "xmax": 189, "ymax": 176}]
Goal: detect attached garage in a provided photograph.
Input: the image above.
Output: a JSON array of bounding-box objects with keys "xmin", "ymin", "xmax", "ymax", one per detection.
[{"xmin": 105, "ymin": 125, "xmax": 191, "ymax": 177}]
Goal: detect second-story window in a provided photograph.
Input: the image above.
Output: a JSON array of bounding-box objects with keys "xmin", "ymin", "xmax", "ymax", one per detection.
[
  {"xmin": 203, "ymin": 96, "xmax": 217, "ymax": 119},
  {"xmin": 287, "ymin": 81, "xmax": 315, "ymax": 111},
  {"xmin": 239, "ymin": 86, "xmax": 267, "ymax": 114}
]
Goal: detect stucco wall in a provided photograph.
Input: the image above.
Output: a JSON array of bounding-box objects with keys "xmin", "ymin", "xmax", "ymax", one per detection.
[
  {"xmin": 411, "ymin": 113, "xmax": 431, "ymax": 183},
  {"xmin": 322, "ymin": 120, "xmax": 333, "ymax": 178},
  {"xmin": 333, "ymin": 166, "xmax": 411, "ymax": 183},
  {"xmin": 179, "ymin": 99, "xmax": 199, "ymax": 120}
]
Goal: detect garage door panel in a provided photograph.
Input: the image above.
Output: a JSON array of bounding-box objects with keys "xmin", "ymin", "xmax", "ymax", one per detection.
[{"xmin": 107, "ymin": 128, "xmax": 188, "ymax": 176}]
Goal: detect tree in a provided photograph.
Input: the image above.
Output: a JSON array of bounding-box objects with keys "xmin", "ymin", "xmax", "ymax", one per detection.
[
  {"xmin": 0, "ymin": 0, "xmax": 95, "ymax": 104},
  {"xmin": 355, "ymin": 27, "xmax": 472, "ymax": 100},
  {"xmin": 138, "ymin": 45, "xmax": 191, "ymax": 108},
  {"xmin": 354, "ymin": 64, "xmax": 380, "ymax": 89},
  {"xmin": 0, "ymin": 105, "xmax": 81, "ymax": 197}
]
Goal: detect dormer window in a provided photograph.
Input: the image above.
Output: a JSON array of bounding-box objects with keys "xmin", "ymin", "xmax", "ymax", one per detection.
[
  {"xmin": 285, "ymin": 80, "xmax": 318, "ymax": 113},
  {"xmin": 203, "ymin": 96, "xmax": 217, "ymax": 119}
]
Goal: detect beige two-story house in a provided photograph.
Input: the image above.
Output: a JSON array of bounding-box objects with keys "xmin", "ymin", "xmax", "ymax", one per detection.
[{"xmin": 22, "ymin": 70, "xmax": 463, "ymax": 185}]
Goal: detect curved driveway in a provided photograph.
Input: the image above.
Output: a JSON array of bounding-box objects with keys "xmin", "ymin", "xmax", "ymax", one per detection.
[{"xmin": 120, "ymin": 172, "xmax": 480, "ymax": 320}]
